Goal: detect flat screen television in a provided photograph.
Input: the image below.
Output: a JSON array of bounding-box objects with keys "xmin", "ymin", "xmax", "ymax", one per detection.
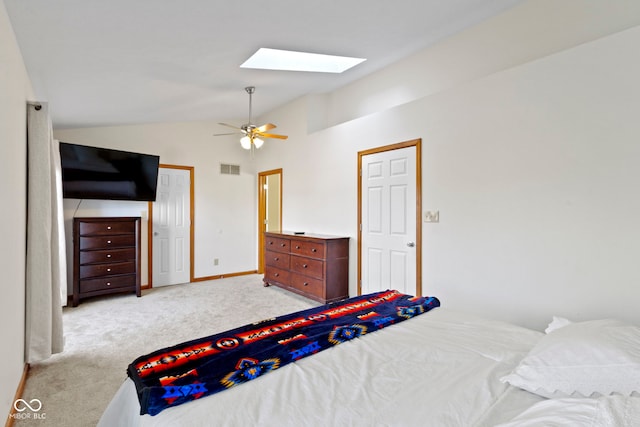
[{"xmin": 59, "ymin": 142, "xmax": 160, "ymax": 201}]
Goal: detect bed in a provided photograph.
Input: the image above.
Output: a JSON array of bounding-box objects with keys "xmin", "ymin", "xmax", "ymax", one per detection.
[{"xmin": 98, "ymin": 291, "xmax": 640, "ymax": 427}]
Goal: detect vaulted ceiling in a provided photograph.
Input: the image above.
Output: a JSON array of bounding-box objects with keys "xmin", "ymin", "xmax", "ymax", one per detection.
[{"xmin": 5, "ymin": 0, "xmax": 524, "ymax": 128}]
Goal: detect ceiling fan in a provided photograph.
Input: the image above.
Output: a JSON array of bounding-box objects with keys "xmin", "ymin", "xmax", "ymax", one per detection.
[{"xmin": 214, "ymin": 86, "xmax": 288, "ymax": 150}]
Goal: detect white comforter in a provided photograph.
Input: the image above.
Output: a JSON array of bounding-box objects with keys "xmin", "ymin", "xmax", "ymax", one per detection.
[
  {"xmin": 99, "ymin": 308, "xmax": 544, "ymax": 427},
  {"xmin": 496, "ymin": 395, "xmax": 640, "ymax": 427}
]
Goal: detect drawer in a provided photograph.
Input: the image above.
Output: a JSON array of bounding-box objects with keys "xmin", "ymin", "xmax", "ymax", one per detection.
[
  {"xmin": 80, "ymin": 235, "xmax": 135, "ymax": 250},
  {"xmin": 79, "ymin": 221, "xmax": 136, "ymax": 236},
  {"xmin": 291, "ymin": 240, "xmax": 325, "ymax": 259},
  {"xmin": 80, "ymin": 261, "xmax": 136, "ymax": 279},
  {"xmin": 80, "ymin": 274, "xmax": 136, "ymax": 293},
  {"xmin": 290, "ymin": 273, "xmax": 324, "ymax": 299},
  {"xmin": 264, "ymin": 266, "xmax": 290, "ymax": 284},
  {"xmin": 265, "ymin": 251, "xmax": 290, "ymax": 270},
  {"xmin": 80, "ymin": 247, "xmax": 136, "ymax": 265},
  {"xmin": 265, "ymin": 236, "xmax": 290, "ymax": 254},
  {"xmin": 291, "ymin": 255, "xmax": 324, "ymax": 279}
]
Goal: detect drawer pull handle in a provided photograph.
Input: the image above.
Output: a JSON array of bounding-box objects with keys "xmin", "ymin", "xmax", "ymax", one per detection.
[
  {"xmin": 303, "ymin": 282, "xmax": 309, "ymax": 286},
  {"xmin": 274, "ymin": 273, "xmax": 279, "ymax": 277},
  {"xmin": 269, "ymin": 241, "xmax": 273, "ymax": 245},
  {"xmin": 274, "ymin": 257, "xmax": 279, "ymax": 261},
  {"xmin": 295, "ymin": 245, "xmax": 300, "ymax": 249},
  {"xmin": 280, "ymin": 243, "xmax": 286, "ymax": 247},
  {"xmin": 302, "ymin": 264, "xmax": 308, "ymax": 268},
  {"xmin": 107, "ymin": 226, "xmax": 112, "ymax": 230},
  {"xmin": 107, "ymin": 240, "xmax": 112, "ymax": 244},
  {"xmin": 107, "ymin": 254, "xmax": 111, "ymax": 258},
  {"xmin": 106, "ymin": 282, "xmax": 111, "ymax": 286},
  {"xmin": 107, "ymin": 268, "xmax": 111, "ymax": 272},
  {"xmin": 312, "ymin": 248, "xmax": 317, "ymax": 253}
]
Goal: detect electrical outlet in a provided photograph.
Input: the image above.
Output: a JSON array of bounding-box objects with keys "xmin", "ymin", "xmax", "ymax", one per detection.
[
  {"xmin": 424, "ymin": 211, "xmax": 440, "ymax": 223},
  {"xmin": 214, "ymin": 258, "xmax": 219, "ymax": 266}
]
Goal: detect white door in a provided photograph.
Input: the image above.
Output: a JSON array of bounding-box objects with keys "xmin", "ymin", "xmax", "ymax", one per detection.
[
  {"xmin": 152, "ymin": 167, "xmax": 191, "ymax": 287},
  {"xmin": 361, "ymin": 146, "xmax": 417, "ymax": 295}
]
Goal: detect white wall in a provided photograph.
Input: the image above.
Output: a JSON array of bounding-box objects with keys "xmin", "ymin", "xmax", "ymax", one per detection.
[
  {"xmin": 0, "ymin": 0, "xmax": 33, "ymax": 417},
  {"xmin": 253, "ymin": 3, "xmax": 640, "ymax": 330},
  {"xmin": 324, "ymin": 0, "xmax": 640, "ymax": 129},
  {"xmin": 54, "ymin": 121, "xmax": 258, "ymax": 288}
]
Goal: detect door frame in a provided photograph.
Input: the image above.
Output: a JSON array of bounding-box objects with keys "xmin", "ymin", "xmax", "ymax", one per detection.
[
  {"xmin": 147, "ymin": 164, "xmax": 195, "ymax": 288},
  {"xmin": 257, "ymin": 168, "xmax": 283, "ymax": 274},
  {"xmin": 357, "ymin": 139, "xmax": 422, "ymax": 296}
]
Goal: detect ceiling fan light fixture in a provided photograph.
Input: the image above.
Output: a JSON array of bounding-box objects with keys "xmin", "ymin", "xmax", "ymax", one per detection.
[
  {"xmin": 241, "ymin": 48, "xmax": 366, "ymax": 73},
  {"xmin": 240, "ymin": 136, "xmax": 252, "ymax": 150},
  {"xmin": 239, "ymin": 136, "xmax": 264, "ymax": 150}
]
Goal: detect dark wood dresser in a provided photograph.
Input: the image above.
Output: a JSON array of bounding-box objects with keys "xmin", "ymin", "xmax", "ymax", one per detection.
[
  {"xmin": 72, "ymin": 217, "xmax": 141, "ymax": 306},
  {"xmin": 263, "ymin": 232, "xmax": 349, "ymax": 303}
]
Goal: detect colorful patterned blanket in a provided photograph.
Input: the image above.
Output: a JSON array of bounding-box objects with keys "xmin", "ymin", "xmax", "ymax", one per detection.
[{"xmin": 128, "ymin": 289, "xmax": 441, "ymax": 415}]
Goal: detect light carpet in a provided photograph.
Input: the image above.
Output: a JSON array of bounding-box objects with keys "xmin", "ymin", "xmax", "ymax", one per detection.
[{"xmin": 15, "ymin": 275, "xmax": 317, "ymax": 427}]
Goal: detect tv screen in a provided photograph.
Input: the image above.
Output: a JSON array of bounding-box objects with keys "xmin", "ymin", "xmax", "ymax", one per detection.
[{"xmin": 59, "ymin": 142, "xmax": 160, "ymax": 201}]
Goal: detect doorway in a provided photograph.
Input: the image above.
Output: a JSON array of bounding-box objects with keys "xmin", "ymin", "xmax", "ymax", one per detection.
[
  {"xmin": 149, "ymin": 165, "xmax": 194, "ymax": 287},
  {"xmin": 257, "ymin": 169, "xmax": 282, "ymax": 273},
  {"xmin": 358, "ymin": 139, "xmax": 422, "ymax": 296}
]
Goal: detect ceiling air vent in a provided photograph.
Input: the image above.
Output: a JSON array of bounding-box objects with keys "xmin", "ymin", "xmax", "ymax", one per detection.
[{"xmin": 220, "ymin": 163, "xmax": 240, "ymax": 175}]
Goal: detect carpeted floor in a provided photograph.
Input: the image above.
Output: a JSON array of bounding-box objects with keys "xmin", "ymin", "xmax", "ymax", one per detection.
[{"xmin": 15, "ymin": 275, "xmax": 317, "ymax": 427}]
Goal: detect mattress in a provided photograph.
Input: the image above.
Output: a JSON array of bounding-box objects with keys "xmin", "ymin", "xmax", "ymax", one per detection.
[{"xmin": 98, "ymin": 307, "xmax": 545, "ymax": 427}]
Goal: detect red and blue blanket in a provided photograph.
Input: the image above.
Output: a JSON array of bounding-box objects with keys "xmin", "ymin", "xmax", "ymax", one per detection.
[{"xmin": 128, "ymin": 289, "xmax": 440, "ymax": 415}]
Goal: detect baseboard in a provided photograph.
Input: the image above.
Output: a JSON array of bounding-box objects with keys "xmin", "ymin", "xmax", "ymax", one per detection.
[
  {"xmin": 5, "ymin": 364, "xmax": 30, "ymax": 427},
  {"xmin": 192, "ymin": 269, "xmax": 258, "ymax": 283}
]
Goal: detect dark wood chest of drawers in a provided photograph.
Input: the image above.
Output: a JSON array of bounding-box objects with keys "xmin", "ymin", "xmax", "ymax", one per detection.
[
  {"xmin": 72, "ymin": 217, "xmax": 141, "ymax": 306},
  {"xmin": 263, "ymin": 232, "xmax": 349, "ymax": 303}
]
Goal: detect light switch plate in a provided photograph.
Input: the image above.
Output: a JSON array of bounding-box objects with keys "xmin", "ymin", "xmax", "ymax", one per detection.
[{"xmin": 424, "ymin": 211, "xmax": 440, "ymax": 223}]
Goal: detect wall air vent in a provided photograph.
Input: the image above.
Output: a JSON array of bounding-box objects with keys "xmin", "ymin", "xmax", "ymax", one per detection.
[{"xmin": 220, "ymin": 163, "xmax": 241, "ymax": 175}]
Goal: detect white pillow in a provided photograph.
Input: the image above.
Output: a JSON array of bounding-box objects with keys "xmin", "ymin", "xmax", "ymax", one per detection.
[{"xmin": 502, "ymin": 318, "xmax": 640, "ymax": 398}]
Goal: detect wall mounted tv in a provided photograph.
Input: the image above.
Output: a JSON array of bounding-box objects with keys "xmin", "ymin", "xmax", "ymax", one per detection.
[{"xmin": 59, "ymin": 142, "xmax": 160, "ymax": 201}]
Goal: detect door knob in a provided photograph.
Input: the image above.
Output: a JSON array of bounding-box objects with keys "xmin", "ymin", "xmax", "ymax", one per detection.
[{"xmin": 407, "ymin": 242, "xmax": 415, "ymax": 247}]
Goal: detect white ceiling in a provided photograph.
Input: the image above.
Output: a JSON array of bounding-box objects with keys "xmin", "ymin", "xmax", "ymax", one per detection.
[{"xmin": 5, "ymin": 0, "xmax": 524, "ymax": 129}]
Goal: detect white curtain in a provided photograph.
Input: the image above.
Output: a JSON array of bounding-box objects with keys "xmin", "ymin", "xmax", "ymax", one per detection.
[{"xmin": 25, "ymin": 102, "xmax": 65, "ymax": 363}]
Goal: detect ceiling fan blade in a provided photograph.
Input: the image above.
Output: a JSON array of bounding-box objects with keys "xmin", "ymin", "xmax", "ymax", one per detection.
[
  {"xmin": 218, "ymin": 122, "xmax": 242, "ymax": 130},
  {"xmin": 255, "ymin": 123, "xmax": 276, "ymax": 133},
  {"xmin": 213, "ymin": 132, "xmax": 241, "ymax": 136},
  {"xmin": 255, "ymin": 132, "xmax": 288, "ymax": 140}
]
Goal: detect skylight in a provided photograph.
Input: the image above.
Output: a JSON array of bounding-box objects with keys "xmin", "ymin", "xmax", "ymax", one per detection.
[{"xmin": 240, "ymin": 48, "xmax": 366, "ymax": 73}]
